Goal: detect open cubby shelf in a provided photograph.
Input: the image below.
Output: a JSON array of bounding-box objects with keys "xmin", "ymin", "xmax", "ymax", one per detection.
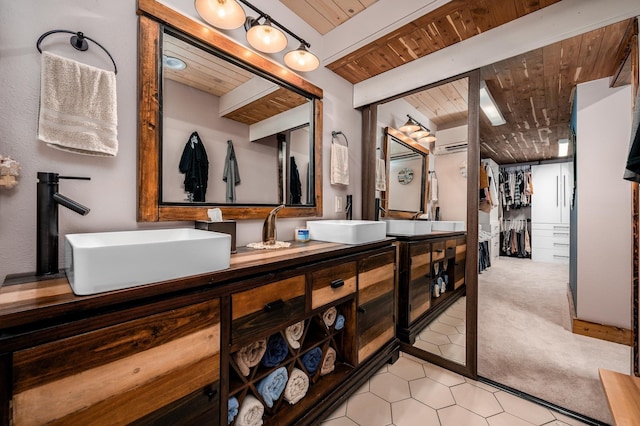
[{"xmin": 228, "ymin": 299, "xmax": 354, "ymax": 425}]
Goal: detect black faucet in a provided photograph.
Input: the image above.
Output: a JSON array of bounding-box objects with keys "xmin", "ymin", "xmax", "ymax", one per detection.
[
  {"xmin": 37, "ymin": 172, "xmax": 90, "ymax": 276},
  {"xmin": 345, "ymin": 194, "xmax": 353, "ymax": 220},
  {"xmin": 374, "ymin": 198, "xmax": 386, "ymax": 221}
]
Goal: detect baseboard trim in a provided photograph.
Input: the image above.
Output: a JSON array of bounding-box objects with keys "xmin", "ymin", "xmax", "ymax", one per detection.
[
  {"xmin": 572, "ymin": 318, "xmax": 633, "ymax": 346},
  {"xmin": 567, "ymin": 284, "xmax": 633, "ymax": 346}
]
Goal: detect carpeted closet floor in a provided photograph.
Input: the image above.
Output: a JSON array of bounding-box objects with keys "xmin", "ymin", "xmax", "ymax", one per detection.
[{"xmin": 478, "ymin": 257, "xmax": 630, "ymax": 425}]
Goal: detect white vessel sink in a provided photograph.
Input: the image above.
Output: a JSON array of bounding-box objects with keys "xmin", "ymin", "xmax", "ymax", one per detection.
[
  {"xmin": 431, "ymin": 221, "xmax": 466, "ymax": 232},
  {"xmin": 386, "ymin": 220, "xmax": 433, "ymax": 236},
  {"xmin": 65, "ymin": 228, "xmax": 231, "ymax": 296},
  {"xmin": 306, "ymin": 220, "xmax": 387, "ymax": 244}
]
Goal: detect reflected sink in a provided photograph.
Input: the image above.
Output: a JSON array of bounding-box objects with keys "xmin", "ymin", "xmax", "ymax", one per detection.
[
  {"xmin": 431, "ymin": 221, "xmax": 466, "ymax": 232},
  {"xmin": 306, "ymin": 220, "xmax": 387, "ymax": 244},
  {"xmin": 386, "ymin": 220, "xmax": 433, "ymax": 236},
  {"xmin": 65, "ymin": 228, "xmax": 231, "ymax": 295}
]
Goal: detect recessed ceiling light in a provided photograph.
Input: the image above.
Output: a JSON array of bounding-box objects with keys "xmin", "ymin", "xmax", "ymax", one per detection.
[{"xmin": 163, "ymin": 55, "xmax": 187, "ymax": 70}]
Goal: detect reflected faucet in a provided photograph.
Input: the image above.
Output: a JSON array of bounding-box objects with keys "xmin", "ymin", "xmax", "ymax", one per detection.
[
  {"xmin": 374, "ymin": 198, "xmax": 386, "ymax": 221},
  {"xmin": 411, "ymin": 211, "xmax": 424, "ymax": 220},
  {"xmin": 37, "ymin": 172, "xmax": 90, "ymax": 276},
  {"xmin": 261, "ymin": 204, "xmax": 285, "ymax": 245}
]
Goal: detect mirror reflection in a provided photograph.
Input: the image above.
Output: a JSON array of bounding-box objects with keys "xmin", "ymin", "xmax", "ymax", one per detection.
[
  {"xmin": 383, "ymin": 129, "xmax": 428, "ymax": 215},
  {"xmin": 160, "ymin": 31, "xmax": 314, "ymax": 206},
  {"xmin": 379, "ymin": 77, "xmax": 470, "ymax": 368}
]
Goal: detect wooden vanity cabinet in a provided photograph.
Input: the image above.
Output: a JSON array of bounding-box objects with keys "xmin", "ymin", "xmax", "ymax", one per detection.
[
  {"xmin": 357, "ymin": 248, "xmax": 396, "ymax": 363},
  {"xmin": 11, "ymin": 296, "xmax": 221, "ymax": 426},
  {"xmin": 224, "ymin": 245, "xmax": 396, "ymax": 426},
  {"xmin": 0, "ymin": 241, "xmax": 399, "ymax": 426},
  {"xmin": 395, "ymin": 233, "xmax": 466, "ymax": 344}
]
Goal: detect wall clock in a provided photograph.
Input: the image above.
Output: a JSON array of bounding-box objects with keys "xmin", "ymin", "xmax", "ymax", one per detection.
[{"xmin": 397, "ymin": 167, "xmax": 414, "ymax": 185}]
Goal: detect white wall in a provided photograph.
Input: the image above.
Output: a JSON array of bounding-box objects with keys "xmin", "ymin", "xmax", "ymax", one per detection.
[
  {"xmin": 0, "ymin": 0, "xmax": 361, "ymax": 282},
  {"xmin": 433, "ymin": 151, "xmax": 467, "ymax": 222},
  {"xmin": 576, "ymin": 78, "xmax": 632, "ymax": 328}
]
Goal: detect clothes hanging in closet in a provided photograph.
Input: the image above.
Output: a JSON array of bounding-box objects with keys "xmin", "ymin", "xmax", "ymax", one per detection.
[
  {"xmin": 179, "ymin": 131, "xmax": 208, "ymax": 202},
  {"xmin": 500, "ymin": 219, "xmax": 531, "ymax": 258},
  {"xmin": 499, "ymin": 167, "xmax": 533, "ymax": 210},
  {"xmin": 479, "ymin": 227, "xmax": 492, "ymax": 272},
  {"xmin": 479, "ymin": 162, "xmax": 498, "ymax": 213}
]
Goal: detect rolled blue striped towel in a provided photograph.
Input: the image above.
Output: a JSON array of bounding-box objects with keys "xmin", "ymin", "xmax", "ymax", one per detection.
[
  {"xmin": 256, "ymin": 366, "xmax": 288, "ymax": 408},
  {"xmin": 261, "ymin": 333, "xmax": 289, "ymax": 367},
  {"xmin": 228, "ymin": 397, "xmax": 239, "ymax": 425},
  {"xmin": 301, "ymin": 347, "xmax": 323, "ymax": 375},
  {"xmin": 335, "ymin": 314, "xmax": 345, "ymax": 330}
]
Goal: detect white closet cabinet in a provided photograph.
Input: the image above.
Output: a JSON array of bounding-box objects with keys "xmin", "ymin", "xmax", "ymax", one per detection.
[{"xmin": 531, "ymin": 162, "xmax": 571, "ymax": 264}]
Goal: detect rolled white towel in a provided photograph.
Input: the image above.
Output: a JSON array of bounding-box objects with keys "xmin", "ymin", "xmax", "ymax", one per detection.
[
  {"xmin": 285, "ymin": 321, "xmax": 305, "ymax": 349},
  {"xmin": 284, "ymin": 368, "xmax": 310, "ymax": 405},
  {"xmin": 235, "ymin": 395, "xmax": 264, "ymax": 426},
  {"xmin": 234, "ymin": 339, "xmax": 267, "ymax": 376},
  {"xmin": 322, "ymin": 307, "xmax": 337, "ymax": 327},
  {"xmin": 320, "ymin": 347, "xmax": 337, "ymax": 376}
]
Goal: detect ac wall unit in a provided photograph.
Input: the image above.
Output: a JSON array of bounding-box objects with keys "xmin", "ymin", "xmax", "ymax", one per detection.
[
  {"xmin": 432, "ymin": 124, "xmax": 467, "ymax": 155},
  {"xmin": 432, "ymin": 142, "xmax": 468, "ymax": 155}
]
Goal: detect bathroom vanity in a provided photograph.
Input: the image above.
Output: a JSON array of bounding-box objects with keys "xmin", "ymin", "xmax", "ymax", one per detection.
[
  {"xmin": 393, "ymin": 232, "xmax": 467, "ymax": 344},
  {"xmin": 0, "ymin": 239, "xmax": 398, "ymax": 425}
]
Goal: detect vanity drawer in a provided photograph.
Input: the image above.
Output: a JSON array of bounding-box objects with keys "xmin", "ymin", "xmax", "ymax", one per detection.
[
  {"xmin": 455, "ymin": 243, "xmax": 466, "ymax": 262},
  {"xmin": 231, "ymin": 275, "xmax": 306, "ymax": 342},
  {"xmin": 446, "ymin": 239, "xmax": 457, "ymax": 257},
  {"xmin": 432, "ymin": 241, "xmax": 446, "ymax": 262},
  {"xmin": 310, "ymin": 261, "xmax": 357, "ymax": 309}
]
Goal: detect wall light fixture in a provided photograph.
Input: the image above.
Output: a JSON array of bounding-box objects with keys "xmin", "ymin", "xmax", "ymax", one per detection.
[
  {"xmin": 400, "ymin": 114, "xmax": 437, "ymax": 144},
  {"xmin": 195, "ymin": 0, "xmax": 320, "ymax": 72}
]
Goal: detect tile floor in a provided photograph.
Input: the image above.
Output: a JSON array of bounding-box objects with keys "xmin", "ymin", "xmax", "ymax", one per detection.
[
  {"xmin": 414, "ymin": 297, "xmax": 466, "ymax": 364},
  {"xmin": 322, "ymin": 352, "xmax": 591, "ymax": 426}
]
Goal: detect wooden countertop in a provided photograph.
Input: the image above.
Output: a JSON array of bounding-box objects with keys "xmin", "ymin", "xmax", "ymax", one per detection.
[
  {"xmin": 0, "ymin": 239, "xmax": 394, "ymax": 333},
  {"xmin": 599, "ymin": 368, "xmax": 640, "ymax": 425}
]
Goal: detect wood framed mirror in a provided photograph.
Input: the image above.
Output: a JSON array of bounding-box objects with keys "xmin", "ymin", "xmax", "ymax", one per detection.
[
  {"xmin": 381, "ymin": 127, "xmax": 429, "ymax": 219},
  {"xmin": 137, "ymin": 0, "xmax": 323, "ymax": 221},
  {"xmin": 362, "ymin": 70, "xmax": 479, "ymax": 378}
]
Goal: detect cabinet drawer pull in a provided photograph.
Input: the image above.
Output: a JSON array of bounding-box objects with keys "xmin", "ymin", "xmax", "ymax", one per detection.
[
  {"xmin": 264, "ymin": 299, "xmax": 285, "ymax": 312},
  {"xmin": 435, "ymin": 249, "xmax": 444, "ymax": 253},
  {"xmin": 330, "ymin": 279, "xmax": 345, "ymax": 289},
  {"xmin": 358, "ymin": 306, "xmax": 366, "ymax": 314},
  {"xmin": 206, "ymin": 387, "xmax": 217, "ymax": 402}
]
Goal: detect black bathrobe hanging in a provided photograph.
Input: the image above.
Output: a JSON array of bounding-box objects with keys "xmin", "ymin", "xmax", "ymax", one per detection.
[{"xmin": 179, "ymin": 131, "xmax": 209, "ymax": 202}]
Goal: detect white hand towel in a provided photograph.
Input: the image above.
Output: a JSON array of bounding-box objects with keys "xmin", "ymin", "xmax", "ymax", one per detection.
[
  {"xmin": 330, "ymin": 143, "xmax": 349, "ymax": 185},
  {"xmin": 375, "ymin": 158, "xmax": 386, "ymax": 191},
  {"xmin": 235, "ymin": 395, "xmax": 264, "ymax": 426},
  {"xmin": 285, "ymin": 321, "xmax": 305, "ymax": 349},
  {"xmin": 283, "ymin": 368, "xmax": 309, "ymax": 405},
  {"xmin": 429, "ymin": 173, "xmax": 438, "ymax": 201},
  {"xmin": 38, "ymin": 51, "xmax": 118, "ymax": 156}
]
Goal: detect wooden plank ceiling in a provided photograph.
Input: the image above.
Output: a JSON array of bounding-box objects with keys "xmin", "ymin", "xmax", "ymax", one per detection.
[
  {"xmin": 163, "ymin": 33, "xmax": 308, "ymax": 125},
  {"xmin": 311, "ymin": 0, "xmax": 635, "ymax": 164},
  {"xmin": 279, "ymin": 0, "xmax": 378, "ymax": 35},
  {"xmin": 325, "ymin": 0, "xmax": 561, "ymax": 84},
  {"xmin": 478, "ymin": 19, "xmax": 634, "ymax": 164}
]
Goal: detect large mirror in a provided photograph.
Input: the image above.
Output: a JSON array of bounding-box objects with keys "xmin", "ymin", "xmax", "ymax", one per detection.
[
  {"xmin": 364, "ymin": 72, "xmax": 479, "ymax": 378},
  {"xmin": 137, "ymin": 0, "xmax": 323, "ymax": 221},
  {"xmin": 381, "ymin": 127, "xmax": 428, "ymax": 217}
]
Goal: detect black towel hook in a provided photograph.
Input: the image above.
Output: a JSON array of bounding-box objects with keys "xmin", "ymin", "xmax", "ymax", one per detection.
[{"xmin": 36, "ymin": 29, "xmax": 117, "ymax": 74}]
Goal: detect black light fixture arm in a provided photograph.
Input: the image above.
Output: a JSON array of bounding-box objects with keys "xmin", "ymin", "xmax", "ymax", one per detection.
[
  {"xmin": 406, "ymin": 114, "xmax": 431, "ymax": 133},
  {"xmin": 237, "ymin": 0, "xmax": 311, "ymax": 48}
]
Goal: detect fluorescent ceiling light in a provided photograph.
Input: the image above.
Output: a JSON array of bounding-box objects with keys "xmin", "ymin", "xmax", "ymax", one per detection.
[
  {"xmin": 479, "ymin": 80, "xmax": 506, "ymax": 126},
  {"xmin": 558, "ymin": 138, "xmax": 569, "ymax": 157}
]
